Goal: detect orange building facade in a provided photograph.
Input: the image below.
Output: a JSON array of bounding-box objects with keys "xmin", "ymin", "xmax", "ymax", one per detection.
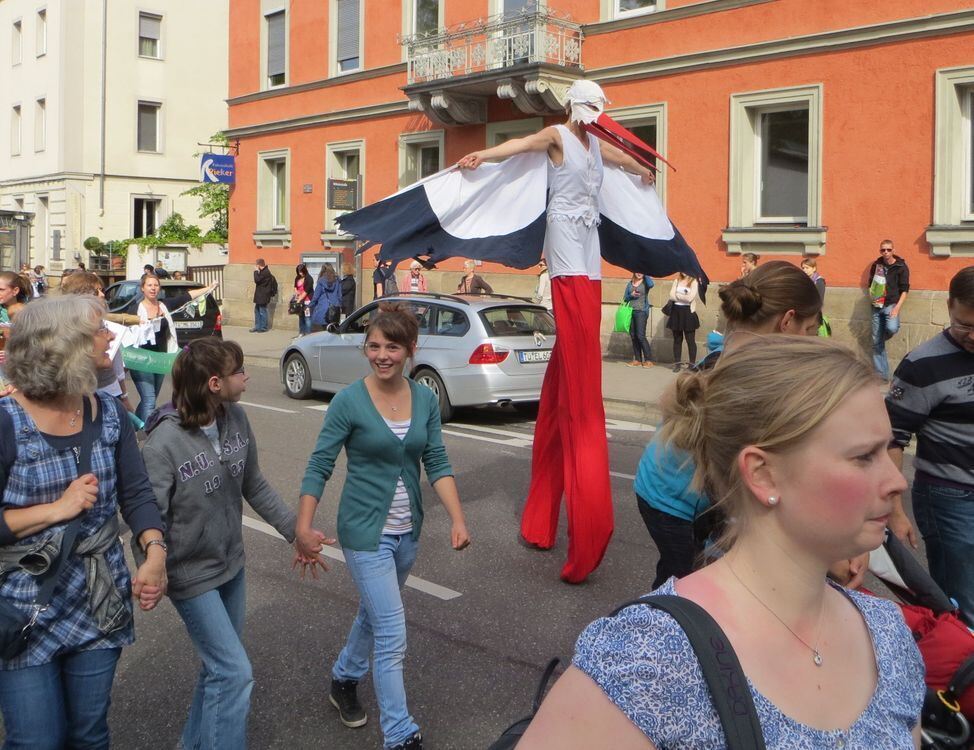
[{"xmin": 225, "ymin": 0, "xmax": 974, "ymax": 360}]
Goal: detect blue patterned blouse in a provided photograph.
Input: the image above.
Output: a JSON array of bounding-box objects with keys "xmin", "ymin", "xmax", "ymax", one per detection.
[{"xmin": 573, "ymin": 578, "xmax": 925, "ymax": 749}]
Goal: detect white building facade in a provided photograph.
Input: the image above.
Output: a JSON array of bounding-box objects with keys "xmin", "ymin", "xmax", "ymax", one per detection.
[{"xmin": 0, "ymin": 0, "xmax": 228, "ymax": 273}]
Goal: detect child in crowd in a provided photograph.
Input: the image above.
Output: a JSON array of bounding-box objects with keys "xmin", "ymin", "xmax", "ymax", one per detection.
[{"xmin": 141, "ymin": 339, "xmax": 299, "ymax": 750}]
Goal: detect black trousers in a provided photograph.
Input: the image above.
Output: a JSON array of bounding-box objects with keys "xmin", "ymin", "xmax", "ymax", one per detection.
[{"xmin": 637, "ymin": 495, "xmax": 701, "ymax": 589}]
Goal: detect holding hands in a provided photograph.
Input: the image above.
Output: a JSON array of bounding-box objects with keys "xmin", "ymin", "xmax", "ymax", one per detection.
[{"xmin": 293, "ymin": 525, "xmax": 336, "ymax": 580}]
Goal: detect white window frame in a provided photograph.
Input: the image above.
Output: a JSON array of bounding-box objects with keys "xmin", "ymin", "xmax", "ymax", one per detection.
[
  {"xmin": 402, "ymin": 0, "xmax": 444, "ymax": 39},
  {"xmin": 398, "ymin": 130, "xmax": 445, "ymax": 189},
  {"xmin": 600, "ymin": 0, "xmax": 661, "ymax": 21},
  {"xmin": 36, "ymin": 195, "xmax": 50, "ymax": 256},
  {"xmin": 324, "ymin": 140, "xmax": 364, "ymax": 235},
  {"xmin": 137, "ymin": 11, "xmax": 163, "ymax": 60},
  {"xmin": 12, "ymin": 19, "xmax": 22, "ymax": 65},
  {"xmin": 131, "ymin": 195, "xmax": 163, "ymax": 238},
  {"xmin": 753, "ymin": 104, "xmax": 810, "ymax": 225},
  {"xmin": 34, "ymin": 97, "xmax": 46, "ymax": 152},
  {"xmin": 257, "ymin": 148, "xmax": 290, "ymax": 232},
  {"xmin": 723, "ymin": 85, "xmax": 824, "ymax": 256},
  {"xmin": 35, "ymin": 8, "xmax": 46, "ymax": 57},
  {"xmin": 928, "ymin": 66, "xmax": 974, "ymax": 256},
  {"xmin": 609, "ymin": 102, "xmax": 667, "ymax": 206},
  {"xmin": 262, "ymin": 7, "xmax": 287, "ymax": 89},
  {"xmin": 136, "ymin": 100, "xmax": 162, "ymax": 153},
  {"xmin": 10, "ymin": 105, "xmax": 21, "ymax": 156},
  {"xmin": 330, "ymin": 0, "xmax": 364, "ymax": 76},
  {"xmin": 486, "ymin": 117, "xmax": 543, "ymax": 147}
]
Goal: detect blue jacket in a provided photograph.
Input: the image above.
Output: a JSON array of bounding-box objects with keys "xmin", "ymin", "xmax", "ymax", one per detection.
[
  {"xmin": 310, "ymin": 278, "xmax": 342, "ymax": 325},
  {"xmin": 623, "ymin": 279, "xmax": 653, "ymax": 312}
]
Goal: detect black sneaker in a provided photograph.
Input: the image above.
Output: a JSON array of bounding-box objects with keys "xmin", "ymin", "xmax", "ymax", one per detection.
[
  {"xmin": 390, "ymin": 732, "xmax": 423, "ymax": 750},
  {"xmin": 329, "ymin": 678, "xmax": 367, "ymax": 728}
]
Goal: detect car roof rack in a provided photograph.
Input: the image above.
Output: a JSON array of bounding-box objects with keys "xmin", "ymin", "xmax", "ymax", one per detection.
[{"xmin": 389, "ymin": 291, "xmax": 471, "ymax": 306}]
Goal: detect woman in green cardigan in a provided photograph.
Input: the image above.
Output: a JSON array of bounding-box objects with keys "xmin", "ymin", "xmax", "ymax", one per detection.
[{"xmin": 296, "ymin": 302, "xmax": 470, "ymax": 750}]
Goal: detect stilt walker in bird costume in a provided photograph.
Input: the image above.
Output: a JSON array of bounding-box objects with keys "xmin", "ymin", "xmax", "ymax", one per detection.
[{"xmin": 336, "ymin": 80, "xmax": 707, "ymax": 583}]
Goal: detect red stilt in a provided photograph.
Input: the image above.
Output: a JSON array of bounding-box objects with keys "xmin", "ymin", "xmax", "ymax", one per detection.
[{"xmin": 521, "ymin": 276, "xmax": 613, "ymax": 583}]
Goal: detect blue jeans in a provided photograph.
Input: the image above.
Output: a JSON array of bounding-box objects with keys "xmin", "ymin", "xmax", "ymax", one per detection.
[
  {"xmin": 334, "ymin": 534, "xmax": 419, "ymax": 749},
  {"xmin": 871, "ymin": 303, "xmax": 901, "ymax": 379},
  {"xmin": 0, "ymin": 647, "xmax": 121, "ymax": 750},
  {"xmin": 253, "ymin": 304, "xmax": 268, "ymax": 331},
  {"xmin": 629, "ymin": 309, "xmax": 652, "ymax": 362},
  {"xmin": 911, "ymin": 477, "xmax": 974, "ymax": 627},
  {"xmin": 172, "ymin": 569, "xmax": 253, "ymax": 750},
  {"xmin": 298, "ymin": 308, "xmax": 313, "ymax": 335},
  {"xmin": 130, "ymin": 369, "xmax": 165, "ymax": 423}
]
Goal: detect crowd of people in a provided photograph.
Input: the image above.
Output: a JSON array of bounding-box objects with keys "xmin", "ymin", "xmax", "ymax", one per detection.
[{"xmin": 0, "ymin": 248, "xmax": 970, "ymax": 749}]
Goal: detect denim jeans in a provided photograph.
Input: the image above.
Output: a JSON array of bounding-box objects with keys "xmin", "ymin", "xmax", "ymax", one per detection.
[
  {"xmin": 636, "ymin": 496, "xmax": 701, "ymax": 589},
  {"xmin": 298, "ymin": 308, "xmax": 312, "ymax": 335},
  {"xmin": 334, "ymin": 534, "xmax": 420, "ymax": 748},
  {"xmin": 911, "ymin": 477, "xmax": 974, "ymax": 626},
  {"xmin": 130, "ymin": 369, "xmax": 165, "ymax": 423},
  {"xmin": 172, "ymin": 569, "xmax": 253, "ymax": 750},
  {"xmin": 871, "ymin": 303, "xmax": 901, "ymax": 380},
  {"xmin": 629, "ymin": 309, "xmax": 652, "ymax": 362},
  {"xmin": 0, "ymin": 647, "xmax": 121, "ymax": 750},
  {"xmin": 253, "ymin": 304, "xmax": 268, "ymax": 331}
]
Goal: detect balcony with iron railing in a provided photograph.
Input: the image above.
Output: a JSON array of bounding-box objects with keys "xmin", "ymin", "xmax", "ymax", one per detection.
[{"xmin": 400, "ymin": 7, "xmax": 584, "ymax": 125}]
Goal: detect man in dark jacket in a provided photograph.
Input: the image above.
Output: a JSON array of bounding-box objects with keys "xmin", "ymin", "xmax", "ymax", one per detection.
[
  {"xmin": 252, "ymin": 258, "xmax": 277, "ymax": 332},
  {"xmin": 868, "ymin": 239, "xmax": 910, "ymax": 379},
  {"xmin": 340, "ymin": 263, "xmax": 356, "ymax": 318}
]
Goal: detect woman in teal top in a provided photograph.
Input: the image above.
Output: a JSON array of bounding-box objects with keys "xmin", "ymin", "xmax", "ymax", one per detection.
[{"xmin": 296, "ymin": 302, "xmax": 471, "ymax": 750}]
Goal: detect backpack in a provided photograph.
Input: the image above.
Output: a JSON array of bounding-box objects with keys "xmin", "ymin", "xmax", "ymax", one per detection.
[
  {"xmin": 869, "ymin": 263, "xmax": 888, "ymax": 308},
  {"xmin": 383, "ymin": 270, "xmax": 399, "ymax": 296},
  {"xmin": 488, "ymin": 595, "xmax": 766, "ymax": 750}
]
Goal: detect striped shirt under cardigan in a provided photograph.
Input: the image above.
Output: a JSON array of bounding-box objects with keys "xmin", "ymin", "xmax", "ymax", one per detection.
[{"xmin": 886, "ymin": 331, "xmax": 974, "ymax": 488}]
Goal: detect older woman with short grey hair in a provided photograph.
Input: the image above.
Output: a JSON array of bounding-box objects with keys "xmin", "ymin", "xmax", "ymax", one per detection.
[{"xmin": 0, "ymin": 295, "xmax": 167, "ymax": 749}]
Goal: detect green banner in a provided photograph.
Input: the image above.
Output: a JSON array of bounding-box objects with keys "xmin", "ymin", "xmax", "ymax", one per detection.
[{"xmin": 121, "ymin": 347, "xmax": 177, "ymax": 375}]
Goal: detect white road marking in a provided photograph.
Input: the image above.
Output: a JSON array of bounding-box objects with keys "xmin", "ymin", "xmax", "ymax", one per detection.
[
  {"xmin": 239, "ymin": 401, "xmax": 298, "ymax": 414},
  {"xmin": 610, "ymin": 471, "xmax": 636, "ymax": 481},
  {"xmin": 450, "ymin": 422, "xmax": 535, "ymax": 440},
  {"xmin": 240, "ymin": 516, "xmax": 462, "ymax": 601},
  {"xmin": 306, "ymin": 404, "xmax": 330, "ymax": 412},
  {"xmin": 605, "ymin": 418, "xmax": 657, "ymax": 432},
  {"xmin": 442, "ymin": 428, "xmax": 532, "ymax": 448}
]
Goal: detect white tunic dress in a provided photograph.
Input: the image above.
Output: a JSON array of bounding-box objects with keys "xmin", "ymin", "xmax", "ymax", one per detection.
[{"xmin": 543, "ymin": 125, "xmax": 605, "ymax": 280}]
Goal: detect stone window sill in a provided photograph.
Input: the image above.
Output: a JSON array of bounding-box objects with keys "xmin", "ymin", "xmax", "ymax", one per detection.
[
  {"xmin": 722, "ymin": 226, "xmax": 827, "ymax": 255},
  {"xmin": 926, "ymin": 225, "xmax": 974, "ymax": 257}
]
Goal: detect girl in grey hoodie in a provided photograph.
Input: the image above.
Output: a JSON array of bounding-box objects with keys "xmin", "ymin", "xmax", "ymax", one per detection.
[{"xmin": 142, "ymin": 339, "xmax": 300, "ymax": 750}]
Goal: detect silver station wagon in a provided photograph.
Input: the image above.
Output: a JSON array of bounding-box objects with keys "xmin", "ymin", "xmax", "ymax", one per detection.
[{"xmin": 279, "ymin": 293, "xmax": 556, "ymax": 422}]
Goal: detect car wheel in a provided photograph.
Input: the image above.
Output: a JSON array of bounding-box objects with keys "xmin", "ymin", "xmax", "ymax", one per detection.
[
  {"xmin": 414, "ymin": 368, "xmax": 453, "ymax": 423},
  {"xmin": 283, "ymin": 353, "xmax": 313, "ymax": 399}
]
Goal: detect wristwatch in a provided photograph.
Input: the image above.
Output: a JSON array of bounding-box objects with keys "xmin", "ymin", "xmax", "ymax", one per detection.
[{"xmin": 143, "ymin": 538, "xmax": 168, "ymax": 555}]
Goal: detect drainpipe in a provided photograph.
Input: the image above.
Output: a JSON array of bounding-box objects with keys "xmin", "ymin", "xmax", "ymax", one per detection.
[{"xmin": 99, "ymin": 0, "xmax": 107, "ymax": 213}]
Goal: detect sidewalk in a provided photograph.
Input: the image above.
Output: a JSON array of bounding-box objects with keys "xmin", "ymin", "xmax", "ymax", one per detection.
[{"xmin": 224, "ymin": 324, "xmax": 676, "ymax": 423}]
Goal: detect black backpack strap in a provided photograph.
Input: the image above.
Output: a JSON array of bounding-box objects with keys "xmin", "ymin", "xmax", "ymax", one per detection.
[
  {"xmin": 611, "ymin": 594, "xmax": 766, "ymax": 750},
  {"xmin": 33, "ymin": 396, "xmax": 98, "ymax": 608},
  {"xmin": 947, "ymin": 654, "xmax": 974, "ymax": 702}
]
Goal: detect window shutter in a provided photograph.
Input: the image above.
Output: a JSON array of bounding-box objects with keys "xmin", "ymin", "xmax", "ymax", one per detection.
[
  {"xmin": 138, "ymin": 104, "xmax": 158, "ymax": 151},
  {"xmin": 139, "ymin": 14, "xmax": 160, "ymax": 40},
  {"xmin": 336, "ymin": 0, "xmax": 359, "ymax": 64},
  {"xmin": 267, "ymin": 11, "xmax": 285, "ymax": 78}
]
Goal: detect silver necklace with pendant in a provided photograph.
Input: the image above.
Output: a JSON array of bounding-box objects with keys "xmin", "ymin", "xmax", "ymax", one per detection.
[{"xmin": 727, "ymin": 561, "xmax": 826, "ymax": 667}]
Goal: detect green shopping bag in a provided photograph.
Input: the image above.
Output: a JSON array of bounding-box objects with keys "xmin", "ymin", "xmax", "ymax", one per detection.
[
  {"xmin": 614, "ymin": 302, "xmax": 634, "ymax": 333},
  {"xmin": 122, "ymin": 346, "xmax": 178, "ymax": 375}
]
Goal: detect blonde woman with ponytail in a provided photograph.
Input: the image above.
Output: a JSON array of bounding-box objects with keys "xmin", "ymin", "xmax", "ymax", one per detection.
[{"xmin": 521, "ymin": 337, "xmax": 924, "ymax": 749}]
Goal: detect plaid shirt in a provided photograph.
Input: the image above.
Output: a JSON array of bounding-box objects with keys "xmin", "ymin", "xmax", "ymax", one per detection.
[{"xmin": 0, "ymin": 394, "xmax": 135, "ymax": 670}]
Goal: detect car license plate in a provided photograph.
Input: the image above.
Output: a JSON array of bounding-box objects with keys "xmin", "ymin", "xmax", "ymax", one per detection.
[
  {"xmin": 175, "ymin": 321, "xmax": 204, "ymax": 330},
  {"xmin": 518, "ymin": 349, "xmax": 551, "ymax": 363}
]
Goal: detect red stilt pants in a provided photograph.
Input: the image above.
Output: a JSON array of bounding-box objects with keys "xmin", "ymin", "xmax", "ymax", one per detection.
[{"xmin": 520, "ymin": 276, "xmax": 613, "ymax": 583}]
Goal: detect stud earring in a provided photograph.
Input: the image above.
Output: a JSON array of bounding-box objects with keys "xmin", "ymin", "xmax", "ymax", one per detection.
[{"xmin": 767, "ymin": 496, "xmax": 779, "ymax": 506}]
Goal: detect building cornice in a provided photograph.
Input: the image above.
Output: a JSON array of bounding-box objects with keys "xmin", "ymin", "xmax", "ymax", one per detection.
[
  {"xmin": 585, "ymin": 0, "xmax": 774, "ymax": 36},
  {"xmin": 224, "ymin": 100, "xmax": 411, "ymax": 139},
  {"xmin": 590, "ymin": 8, "xmax": 974, "ymax": 83},
  {"xmin": 227, "ymin": 63, "xmax": 408, "ymax": 106},
  {"xmin": 0, "ymin": 171, "xmax": 204, "ymax": 188}
]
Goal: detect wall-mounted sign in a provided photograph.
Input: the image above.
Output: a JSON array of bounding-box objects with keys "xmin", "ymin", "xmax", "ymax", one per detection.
[
  {"xmin": 200, "ymin": 153, "xmax": 236, "ymax": 184},
  {"xmin": 328, "ymin": 178, "xmax": 358, "ymax": 211}
]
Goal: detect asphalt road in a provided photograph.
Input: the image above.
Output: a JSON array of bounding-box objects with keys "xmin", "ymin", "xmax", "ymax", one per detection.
[{"xmin": 2, "ymin": 365, "xmax": 922, "ymax": 749}]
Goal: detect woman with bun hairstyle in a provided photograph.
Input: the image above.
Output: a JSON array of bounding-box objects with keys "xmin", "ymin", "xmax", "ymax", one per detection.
[
  {"xmin": 296, "ymin": 302, "xmax": 470, "ymax": 750},
  {"xmin": 635, "ymin": 261, "xmax": 823, "ymax": 588},
  {"xmin": 521, "ymin": 336, "xmax": 924, "ymax": 749}
]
